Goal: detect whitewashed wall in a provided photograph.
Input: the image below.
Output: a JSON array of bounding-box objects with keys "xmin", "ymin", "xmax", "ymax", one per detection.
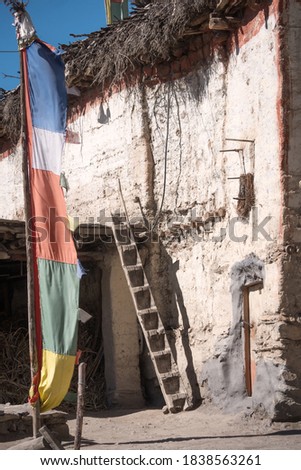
[
  {"xmin": 1, "ymin": 6, "xmax": 295, "ymax": 417},
  {"xmin": 0, "ymin": 151, "xmax": 24, "ymax": 220},
  {"xmin": 61, "ymin": 9, "xmax": 285, "ymax": 414}
]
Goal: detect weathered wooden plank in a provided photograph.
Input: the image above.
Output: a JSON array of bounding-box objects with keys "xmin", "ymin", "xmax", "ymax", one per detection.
[
  {"xmin": 39, "ymin": 425, "xmax": 64, "ymax": 451},
  {"xmin": 209, "ymin": 16, "xmax": 242, "ymax": 31}
]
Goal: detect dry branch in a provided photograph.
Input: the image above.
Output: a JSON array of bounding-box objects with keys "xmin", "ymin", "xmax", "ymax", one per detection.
[{"xmin": 0, "ymin": 325, "xmax": 106, "ymax": 411}]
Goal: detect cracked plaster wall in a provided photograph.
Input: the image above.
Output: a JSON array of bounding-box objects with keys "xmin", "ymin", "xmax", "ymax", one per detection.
[
  {"xmin": 57, "ymin": 7, "xmax": 286, "ymax": 416},
  {"xmin": 2, "ymin": 3, "xmax": 301, "ymax": 418}
]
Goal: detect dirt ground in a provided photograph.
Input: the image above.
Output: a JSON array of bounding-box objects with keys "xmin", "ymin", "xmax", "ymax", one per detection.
[{"xmin": 1, "ymin": 404, "xmax": 301, "ymax": 450}]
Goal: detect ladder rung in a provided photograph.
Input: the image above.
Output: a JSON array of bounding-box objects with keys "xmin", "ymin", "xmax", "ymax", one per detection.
[
  {"xmin": 125, "ymin": 264, "xmax": 143, "ymax": 271},
  {"xmin": 161, "ymin": 371, "xmax": 180, "ymax": 380},
  {"xmin": 120, "ymin": 244, "xmax": 137, "ymax": 253},
  {"xmin": 147, "ymin": 328, "xmax": 164, "ymax": 337},
  {"xmin": 121, "ymin": 243, "xmax": 136, "ymax": 249},
  {"xmin": 153, "ymin": 349, "xmax": 171, "ymax": 358},
  {"xmin": 138, "ymin": 307, "xmax": 158, "ymax": 315},
  {"xmin": 170, "ymin": 392, "xmax": 187, "ymax": 401},
  {"xmin": 132, "ymin": 285, "xmax": 150, "ymax": 294}
]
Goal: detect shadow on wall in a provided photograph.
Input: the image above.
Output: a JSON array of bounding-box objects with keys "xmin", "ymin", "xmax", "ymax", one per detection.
[
  {"xmin": 139, "ymin": 240, "xmax": 202, "ymax": 409},
  {"xmin": 169, "ymin": 258, "xmax": 202, "ymax": 409},
  {"xmin": 200, "ymin": 253, "xmax": 266, "ymax": 413}
]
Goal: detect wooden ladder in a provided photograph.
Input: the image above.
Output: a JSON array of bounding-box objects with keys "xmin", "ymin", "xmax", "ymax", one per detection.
[{"xmin": 111, "ymin": 204, "xmax": 188, "ymax": 412}]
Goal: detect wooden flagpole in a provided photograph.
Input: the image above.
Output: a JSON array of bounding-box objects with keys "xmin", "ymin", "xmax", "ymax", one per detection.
[{"xmin": 19, "ymin": 46, "xmax": 41, "ymax": 440}]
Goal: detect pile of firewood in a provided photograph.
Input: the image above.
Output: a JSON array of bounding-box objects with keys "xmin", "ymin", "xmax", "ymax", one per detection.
[
  {"xmin": 0, "ymin": 326, "xmax": 106, "ymax": 410},
  {"xmin": 0, "ymin": 328, "xmax": 30, "ymax": 405}
]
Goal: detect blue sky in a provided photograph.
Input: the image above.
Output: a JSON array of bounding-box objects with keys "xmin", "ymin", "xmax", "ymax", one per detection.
[{"xmin": 0, "ymin": 0, "xmax": 121, "ymax": 91}]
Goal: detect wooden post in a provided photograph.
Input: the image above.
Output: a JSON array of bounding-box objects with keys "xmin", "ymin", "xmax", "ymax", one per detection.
[
  {"xmin": 243, "ymin": 280, "xmax": 263, "ymax": 397},
  {"xmin": 243, "ymin": 287, "xmax": 252, "ymax": 397},
  {"xmin": 19, "ymin": 49, "xmax": 41, "ymax": 438},
  {"xmin": 74, "ymin": 362, "xmax": 86, "ymax": 450}
]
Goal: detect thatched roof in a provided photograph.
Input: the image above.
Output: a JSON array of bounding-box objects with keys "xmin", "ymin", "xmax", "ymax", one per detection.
[
  {"xmin": 0, "ymin": 0, "xmax": 265, "ymax": 148},
  {"xmin": 62, "ymin": 0, "xmax": 251, "ymax": 89}
]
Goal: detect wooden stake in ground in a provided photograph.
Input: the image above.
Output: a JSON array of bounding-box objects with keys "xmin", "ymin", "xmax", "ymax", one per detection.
[{"xmin": 74, "ymin": 362, "xmax": 87, "ymax": 450}]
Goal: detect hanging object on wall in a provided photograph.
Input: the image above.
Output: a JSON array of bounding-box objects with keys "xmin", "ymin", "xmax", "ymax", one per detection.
[
  {"xmin": 221, "ymin": 138, "xmax": 255, "ymax": 219},
  {"xmin": 104, "ymin": 0, "xmax": 129, "ymax": 24},
  {"xmin": 236, "ymin": 173, "xmax": 255, "ymax": 218}
]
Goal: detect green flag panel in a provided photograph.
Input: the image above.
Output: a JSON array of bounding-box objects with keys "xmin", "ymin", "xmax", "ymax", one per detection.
[{"xmin": 38, "ymin": 258, "xmax": 79, "ymax": 356}]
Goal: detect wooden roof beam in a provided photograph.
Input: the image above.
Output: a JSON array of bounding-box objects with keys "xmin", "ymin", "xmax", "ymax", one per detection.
[{"xmin": 209, "ymin": 14, "xmax": 242, "ymax": 31}]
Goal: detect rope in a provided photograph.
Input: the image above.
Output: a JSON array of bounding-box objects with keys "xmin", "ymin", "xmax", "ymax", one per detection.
[{"xmin": 151, "ymin": 81, "xmax": 171, "ymax": 231}]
